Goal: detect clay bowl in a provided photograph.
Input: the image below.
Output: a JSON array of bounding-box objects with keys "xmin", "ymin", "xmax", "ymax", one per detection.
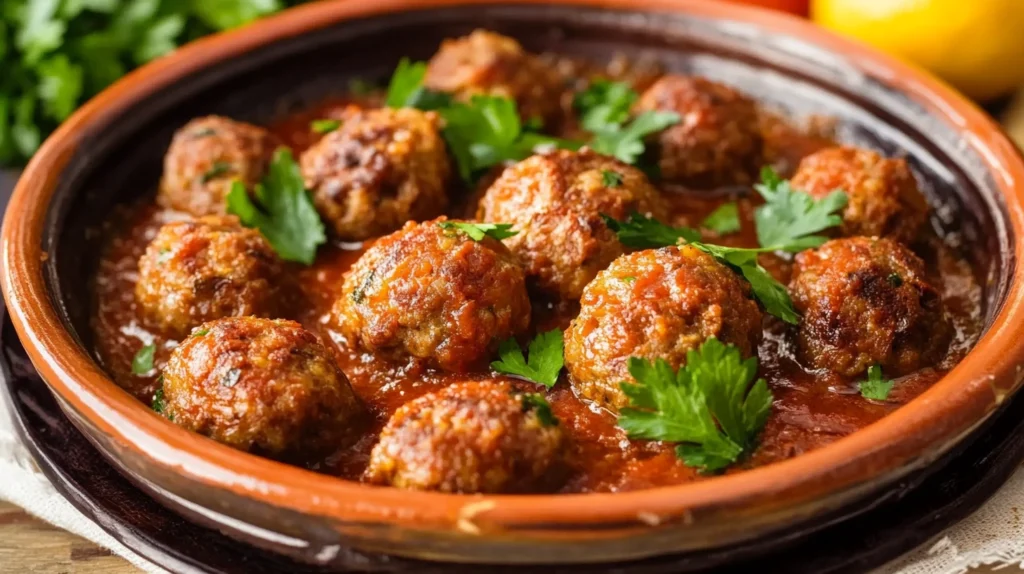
[{"xmin": 3, "ymin": 0, "xmax": 1024, "ymax": 567}]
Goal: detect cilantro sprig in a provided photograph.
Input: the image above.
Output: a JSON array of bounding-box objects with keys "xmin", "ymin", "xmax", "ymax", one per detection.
[
  {"xmin": 702, "ymin": 203, "xmax": 741, "ymax": 235},
  {"xmin": 754, "ymin": 167, "xmax": 847, "ymax": 251},
  {"xmin": 491, "ymin": 330, "xmax": 565, "ymax": 388},
  {"xmin": 574, "ymin": 80, "xmax": 680, "ymax": 165},
  {"xmin": 132, "ymin": 343, "xmax": 155, "ymax": 376},
  {"xmin": 227, "ymin": 148, "xmax": 326, "ymax": 265},
  {"xmin": 618, "ymin": 338, "xmax": 773, "ymax": 473},
  {"xmin": 600, "ymin": 169, "xmax": 846, "ymax": 324},
  {"xmin": 859, "ymin": 365, "xmax": 895, "ymax": 401},
  {"xmin": 0, "ymin": 0, "xmax": 305, "ymax": 167},
  {"xmin": 438, "ymin": 221, "xmax": 518, "ymax": 241},
  {"xmin": 384, "ymin": 58, "xmax": 452, "ymax": 111}
]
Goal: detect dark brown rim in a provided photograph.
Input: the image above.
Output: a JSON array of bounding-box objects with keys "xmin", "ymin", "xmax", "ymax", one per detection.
[{"xmin": 3, "ymin": 0, "xmax": 1024, "ymax": 535}]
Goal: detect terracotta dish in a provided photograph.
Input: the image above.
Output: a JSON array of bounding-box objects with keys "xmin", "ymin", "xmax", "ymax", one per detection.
[{"xmin": 3, "ymin": 0, "xmax": 1024, "ymax": 566}]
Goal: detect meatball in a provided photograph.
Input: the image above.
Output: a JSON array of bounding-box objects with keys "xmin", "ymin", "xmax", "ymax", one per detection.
[
  {"xmin": 634, "ymin": 75, "xmax": 763, "ymax": 187},
  {"xmin": 161, "ymin": 317, "xmax": 365, "ymax": 460},
  {"xmin": 158, "ymin": 116, "xmax": 278, "ymax": 216},
  {"xmin": 334, "ymin": 218, "xmax": 531, "ymax": 372},
  {"xmin": 477, "ymin": 149, "xmax": 668, "ymax": 299},
  {"xmin": 789, "ymin": 237, "xmax": 950, "ymax": 377},
  {"xmin": 135, "ymin": 215, "xmax": 284, "ymax": 337},
  {"xmin": 300, "ymin": 107, "xmax": 451, "ymax": 241},
  {"xmin": 790, "ymin": 147, "xmax": 929, "ymax": 243},
  {"xmin": 364, "ymin": 380, "xmax": 565, "ymax": 493},
  {"xmin": 424, "ymin": 29, "xmax": 562, "ymax": 124},
  {"xmin": 565, "ymin": 246, "xmax": 763, "ymax": 412}
]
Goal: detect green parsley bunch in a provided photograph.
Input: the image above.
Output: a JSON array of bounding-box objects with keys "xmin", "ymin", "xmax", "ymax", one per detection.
[{"xmin": 0, "ymin": 0, "xmax": 306, "ymax": 167}]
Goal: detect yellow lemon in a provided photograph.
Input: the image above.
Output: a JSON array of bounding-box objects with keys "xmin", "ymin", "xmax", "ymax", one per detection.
[{"xmin": 811, "ymin": 0, "xmax": 1024, "ymax": 101}]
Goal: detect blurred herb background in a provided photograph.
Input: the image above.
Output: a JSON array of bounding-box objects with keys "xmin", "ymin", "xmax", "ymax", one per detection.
[{"xmin": 0, "ymin": 0, "xmax": 308, "ymax": 167}]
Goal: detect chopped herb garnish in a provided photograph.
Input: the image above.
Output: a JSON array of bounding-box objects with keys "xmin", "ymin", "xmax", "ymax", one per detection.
[
  {"xmin": 191, "ymin": 127, "xmax": 217, "ymax": 138},
  {"xmin": 601, "ymin": 169, "xmax": 623, "ymax": 188},
  {"xmin": 859, "ymin": 364, "xmax": 895, "ymax": 401},
  {"xmin": 384, "ymin": 58, "xmax": 452, "ymax": 111},
  {"xmin": 589, "ymin": 110, "xmax": 680, "ymax": 165},
  {"xmin": 753, "ymin": 166, "xmax": 847, "ymax": 252},
  {"xmin": 201, "ymin": 161, "xmax": 233, "ymax": 183},
  {"xmin": 310, "ymin": 119, "xmax": 340, "ymax": 134},
  {"xmin": 519, "ymin": 392, "xmax": 558, "ymax": 427},
  {"xmin": 618, "ymin": 338, "xmax": 773, "ymax": 473},
  {"xmin": 191, "ymin": 328, "xmax": 209, "ymax": 337},
  {"xmin": 226, "ymin": 147, "xmax": 326, "ymax": 265},
  {"xmin": 702, "ymin": 203, "xmax": 741, "ymax": 235},
  {"xmin": 692, "ymin": 243, "xmax": 800, "ymax": 324},
  {"xmin": 622, "ymin": 276, "xmax": 637, "ymax": 284},
  {"xmin": 491, "ymin": 330, "xmax": 564, "ymax": 389},
  {"xmin": 132, "ymin": 344, "xmax": 155, "ymax": 376},
  {"xmin": 351, "ymin": 269, "xmax": 375, "ymax": 304},
  {"xmin": 152, "ymin": 387, "xmax": 165, "ymax": 414},
  {"xmin": 574, "ymin": 80, "xmax": 638, "ymax": 133},
  {"xmin": 437, "ymin": 221, "xmax": 518, "ymax": 241},
  {"xmin": 440, "ymin": 94, "xmax": 581, "ymax": 181},
  {"xmin": 888, "ymin": 273, "xmax": 904, "ymax": 287},
  {"xmin": 600, "ymin": 211, "xmax": 700, "ymax": 249}
]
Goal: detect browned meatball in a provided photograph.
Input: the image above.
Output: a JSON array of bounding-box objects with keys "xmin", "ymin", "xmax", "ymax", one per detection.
[
  {"xmin": 161, "ymin": 317, "xmax": 365, "ymax": 460},
  {"xmin": 364, "ymin": 380, "xmax": 564, "ymax": 493},
  {"xmin": 424, "ymin": 29, "xmax": 562, "ymax": 124},
  {"xmin": 565, "ymin": 246, "xmax": 763, "ymax": 412},
  {"xmin": 790, "ymin": 147, "xmax": 929, "ymax": 244},
  {"xmin": 634, "ymin": 75, "xmax": 764, "ymax": 187},
  {"xmin": 334, "ymin": 218, "xmax": 530, "ymax": 372},
  {"xmin": 135, "ymin": 216, "xmax": 284, "ymax": 337},
  {"xmin": 477, "ymin": 149, "xmax": 668, "ymax": 299},
  {"xmin": 158, "ymin": 116, "xmax": 278, "ymax": 216},
  {"xmin": 789, "ymin": 237, "xmax": 950, "ymax": 377},
  {"xmin": 300, "ymin": 107, "xmax": 450, "ymax": 241}
]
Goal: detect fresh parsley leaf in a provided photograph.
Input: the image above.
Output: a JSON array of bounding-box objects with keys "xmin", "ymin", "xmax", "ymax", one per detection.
[
  {"xmin": 202, "ymin": 160, "xmax": 233, "ymax": 182},
  {"xmin": 151, "ymin": 387, "xmax": 165, "ymax": 414},
  {"xmin": 226, "ymin": 147, "xmax": 326, "ymax": 264},
  {"xmin": 310, "ymin": 118, "xmax": 340, "ymax": 134},
  {"xmin": 132, "ymin": 343, "xmax": 155, "ymax": 376},
  {"xmin": 601, "ymin": 169, "xmax": 623, "ymax": 188},
  {"xmin": 437, "ymin": 221, "xmax": 518, "ymax": 241},
  {"xmin": 753, "ymin": 166, "xmax": 847, "ymax": 251},
  {"xmin": 859, "ymin": 364, "xmax": 895, "ymax": 401},
  {"xmin": 600, "ymin": 211, "xmax": 700, "ymax": 249},
  {"xmin": 191, "ymin": 0, "xmax": 284, "ymax": 31},
  {"xmin": 702, "ymin": 203, "xmax": 741, "ymax": 235},
  {"xmin": 491, "ymin": 330, "xmax": 564, "ymax": 388},
  {"xmin": 191, "ymin": 328, "xmax": 209, "ymax": 337},
  {"xmin": 440, "ymin": 94, "xmax": 580, "ymax": 181},
  {"xmin": 589, "ymin": 111, "xmax": 680, "ymax": 165},
  {"xmin": 618, "ymin": 338, "xmax": 772, "ymax": 473},
  {"xmin": 519, "ymin": 392, "xmax": 558, "ymax": 427},
  {"xmin": 384, "ymin": 57, "xmax": 452, "ymax": 111},
  {"xmin": 693, "ymin": 244, "xmax": 799, "ymax": 324},
  {"xmin": 35, "ymin": 54, "xmax": 84, "ymax": 122},
  {"xmin": 574, "ymin": 80, "xmax": 637, "ymax": 133}
]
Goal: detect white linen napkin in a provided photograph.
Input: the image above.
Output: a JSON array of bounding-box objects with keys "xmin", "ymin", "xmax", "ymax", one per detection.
[{"xmin": 0, "ymin": 387, "xmax": 1020, "ymax": 574}]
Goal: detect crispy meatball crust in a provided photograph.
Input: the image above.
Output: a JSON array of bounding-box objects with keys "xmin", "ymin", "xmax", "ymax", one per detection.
[
  {"xmin": 300, "ymin": 107, "xmax": 451, "ymax": 241},
  {"xmin": 424, "ymin": 29, "xmax": 562, "ymax": 124},
  {"xmin": 790, "ymin": 237, "xmax": 950, "ymax": 377},
  {"xmin": 158, "ymin": 116, "xmax": 278, "ymax": 216},
  {"xmin": 634, "ymin": 75, "xmax": 764, "ymax": 187},
  {"xmin": 477, "ymin": 149, "xmax": 668, "ymax": 299},
  {"xmin": 135, "ymin": 215, "xmax": 284, "ymax": 337},
  {"xmin": 790, "ymin": 147, "xmax": 929, "ymax": 244},
  {"xmin": 364, "ymin": 380, "xmax": 565, "ymax": 493},
  {"xmin": 162, "ymin": 317, "xmax": 365, "ymax": 460},
  {"xmin": 334, "ymin": 218, "xmax": 531, "ymax": 372},
  {"xmin": 565, "ymin": 246, "xmax": 763, "ymax": 412}
]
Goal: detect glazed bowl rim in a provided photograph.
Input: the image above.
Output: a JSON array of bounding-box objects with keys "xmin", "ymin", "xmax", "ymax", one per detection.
[{"xmin": 4, "ymin": 0, "xmax": 1024, "ymax": 531}]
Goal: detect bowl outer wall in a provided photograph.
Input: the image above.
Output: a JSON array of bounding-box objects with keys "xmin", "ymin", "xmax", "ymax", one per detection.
[{"xmin": 3, "ymin": 0, "xmax": 1024, "ymax": 561}]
